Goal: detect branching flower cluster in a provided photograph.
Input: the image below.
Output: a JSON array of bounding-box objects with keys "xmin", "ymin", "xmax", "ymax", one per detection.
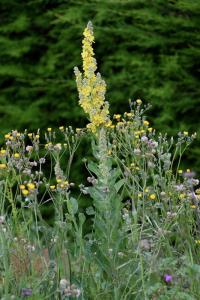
[{"xmin": 74, "ymin": 21, "xmax": 111, "ymax": 133}]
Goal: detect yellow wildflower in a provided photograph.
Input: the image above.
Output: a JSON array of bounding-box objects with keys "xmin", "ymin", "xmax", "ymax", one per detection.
[
  {"xmin": 143, "ymin": 120, "xmax": 149, "ymax": 126},
  {"xmin": 196, "ymin": 189, "xmax": 200, "ymax": 195},
  {"xmin": 178, "ymin": 169, "xmax": 183, "ymax": 174},
  {"xmin": 0, "ymin": 149, "xmax": 6, "ymax": 156},
  {"xmin": 27, "ymin": 183, "xmax": 35, "ymax": 190},
  {"xmin": 22, "ymin": 189, "xmax": 29, "ymax": 196},
  {"xmin": 74, "ymin": 22, "xmax": 110, "ymax": 133},
  {"xmin": 0, "ymin": 164, "xmax": 7, "ymax": 169},
  {"xmin": 59, "ymin": 126, "xmax": 64, "ymax": 131},
  {"xmin": 47, "ymin": 128, "xmax": 52, "ymax": 132},
  {"xmin": 183, "ymin": 131, "xmax": 188, "ymax": 136},
  {"xmin": 13, "ymin": 153, "xmax": 20, "ymax": 158},
  {"xmin": 19, "ymin": 184, "xmax": 26, "ymax": 190},
  {"xmin": 4, "ymin": 134, "xmax": 10, "ymax": 139},
  {"xmin": 50, "ymin": 185, "xmax": 56, "ymax": 190},
  {"xmin": 126, "ymin": 112, "xmax": 134, "ymax": 118},
  {"xmin": 136, "ymin": 99, "xmax": 142, "ymax": 105},
  {"xmin": 113, "ymin": 114, "xmax": 121, "ymax": 120},
  {"xmin": 191, "ymin": 205, "xmax": 197, "ymax": 209},
  {"xmin": 149, "ymin": 194, "xmax": 156, "ymax": 200}
]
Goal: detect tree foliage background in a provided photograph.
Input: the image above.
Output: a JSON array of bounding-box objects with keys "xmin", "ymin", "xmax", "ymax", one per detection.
[{"xmin": 0, "ymin": 0, "xmax": 200, "ymax": 175}]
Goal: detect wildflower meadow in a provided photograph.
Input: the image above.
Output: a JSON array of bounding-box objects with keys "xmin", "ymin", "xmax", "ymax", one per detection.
[{"xmin": 0, "ymin": 22, "xmax": 200, "ymax": 300}]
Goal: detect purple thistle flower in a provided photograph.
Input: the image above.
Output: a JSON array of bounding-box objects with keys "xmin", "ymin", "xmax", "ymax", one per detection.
[
  {"xmin": 21, "ymin": 288, "xmax": 32, "ymax": 297},
  {"xmin": 174, "ymin": 184, "xmax": 185, "ymax": 192},
  {"xmin": 164, "ymin": 274, "xmax": 172, "ymax": 283},
  {"xmin": 183, "ymin": 171, "xmax": 196, "ymax": 178}
]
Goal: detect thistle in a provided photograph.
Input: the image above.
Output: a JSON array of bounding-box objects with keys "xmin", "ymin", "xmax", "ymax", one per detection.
[{"xmin": 74, "ymin": 21, "xmax": 111, "ymax": 133}]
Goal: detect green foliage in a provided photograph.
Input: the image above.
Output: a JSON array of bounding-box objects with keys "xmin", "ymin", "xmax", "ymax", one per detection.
[
  {"xmin": 0, "ymin": 0, "xmax": 199, "ymax": 174},
  {"xmin": 0, "ymin": 103, "xmax": 200, "ymax": 299}
]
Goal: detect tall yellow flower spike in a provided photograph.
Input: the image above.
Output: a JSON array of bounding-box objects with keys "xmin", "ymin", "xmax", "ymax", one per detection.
[{"xmin": 74, "ymin": 21, "xmax": 110, "ymax": 133}]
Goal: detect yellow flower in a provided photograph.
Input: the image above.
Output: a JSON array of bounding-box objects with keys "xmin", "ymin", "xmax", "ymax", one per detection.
[
  {"xmin": 179, "ymin": 193, "xmax": 186, "ymax": 199},
  {"xmin": 195, "ymin": 240, "xmax": 200, "ymax": 244},
  {"xmin": 143, "ymin": 120, "xmax": 149, "ymax": 126},
  {"xmin": 0, "ymin": 164, "xmax": 7, "ymax": 169},
  {"xmin": 35, "ymin": 134, "xmax": 40, "ymax": 139},
  {"xmin": 13, "ymin": 153, "xmax": 20, "ymax": 158},
  {"xmin": 4, "ymin": 134, "xmax": 10, "ymax": 139},
  {"xmin": 59, "ymin": 126, "xmax": 64, "ymax": 131},
  {"xmin": 22, "ymin": 189, "xmax": 29, "ymax": 196},
  {"xmin": 186, "ymin": 169, "xmax": 191, "ymax": 173},
  {"xmin": 45, "ymin": 142, "xmax": 52, "ymax": 148},
  {"xmin": 191, "ymin": 205, "xmax": 197, "ymax": 209},
  {"xmin": 148, "ymin": 127, "xmax": 153, "ymax": 132},
  {"xmin": 113, "ymin": 114, "xmax": 121, "ymax": 120},
  {"xmin": 138, "ymin": 193, "xmax": 142, "ymax": 198},
  {"xmin": 0, "ymin": 149, "xmax": 6, "ymax": 154},
  {"xmin": 126, "ymin": 112, "xmax": 134, "ymax": 118},
  {"xmin": 19, "ymin": 184, "xmax": 26, "ymax": 190},
  {"xmin": 50, "ymin": 185, "xmax": 56, "ymax": 190},
  {"xmin": 178, "ymin": 169, "xmax": 183, "ymax": 174},
  {"xmin": 74, "ymin": 22, "xmax": 110, "ymax": 133},
  {"xmin": 196, "ymin": 189, "xmax": 200, "ymax": 195},
  {"xmin": 149, "ymin": 194, "xmax": 156, "ymax": 200},
  {"xmin": 47, "ymin": 128, "xmax": 52, "ymax": 132},
  {"xmin": 136, "ymin": 99, "xmax": 142, "ymax": 105},
  {"xmin": 183, "ymin": 131, "xmax": 188, "ymax": 136},
  {"xmin": 28, "ymin": 133, "xmax": 33, "ymax": 138},
  {"xmin": 27, "ymin": 183, "xmax": 35, "ymax": 190},
  {"xmin": 56, "ymin": 178, "xmax": 62, "ymax": 183}
]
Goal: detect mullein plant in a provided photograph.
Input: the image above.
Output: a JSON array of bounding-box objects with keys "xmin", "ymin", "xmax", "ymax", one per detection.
[
  {"xmin": 74, "ymin": 22, "xmax": 126, "ymax": 298},
  {"xmin": 74, "ymin": 21, "xmax": 111, "ymax": 133}
]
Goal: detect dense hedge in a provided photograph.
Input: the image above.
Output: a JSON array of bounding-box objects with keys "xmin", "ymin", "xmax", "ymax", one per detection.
[{"xmin": 0, "ymin": 0, "xmax": 200, "ymax": 173}]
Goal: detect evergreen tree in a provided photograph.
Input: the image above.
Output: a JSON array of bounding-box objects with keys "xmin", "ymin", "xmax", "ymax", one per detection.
[{"xmin": 0, "ymin": 0, "xmax": 199, "ymax": 172}]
